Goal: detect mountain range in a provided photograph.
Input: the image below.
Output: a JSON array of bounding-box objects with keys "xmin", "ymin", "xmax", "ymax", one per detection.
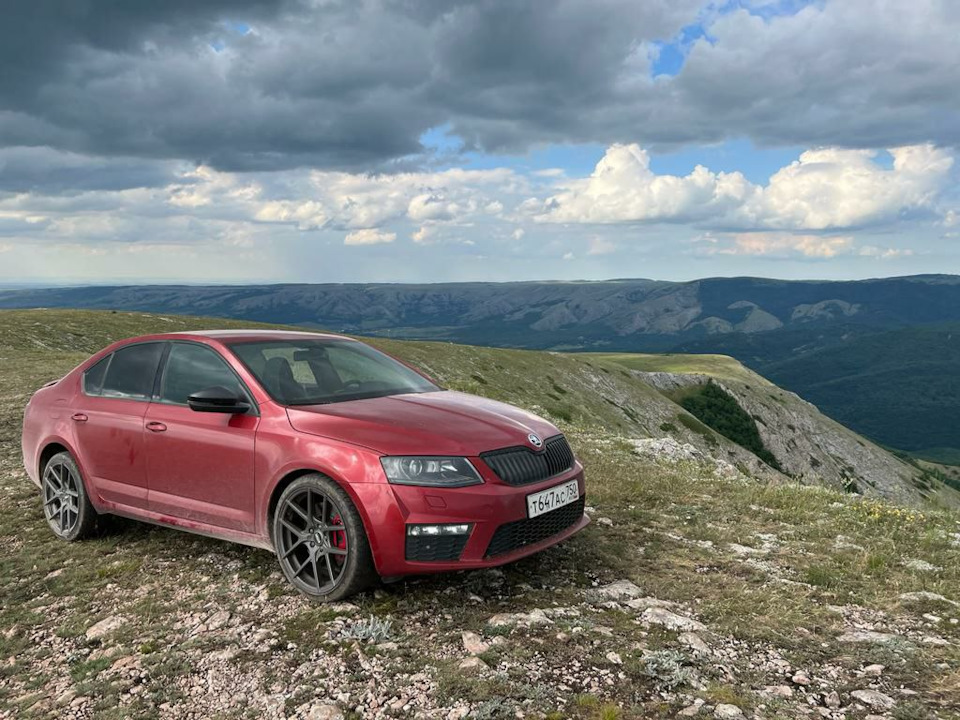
[{"xmin": 2, "ymin": 274, "xmax": 958, "ymax": 460}]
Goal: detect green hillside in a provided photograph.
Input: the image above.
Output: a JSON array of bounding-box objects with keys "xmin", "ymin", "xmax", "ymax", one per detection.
[
  {"xmin": 756, "ymin": 325, "xmax": 960, "ymax": 459},
  {"xmin": 1, "ymin": 310, "xmax": 958, "ymax": 719}
]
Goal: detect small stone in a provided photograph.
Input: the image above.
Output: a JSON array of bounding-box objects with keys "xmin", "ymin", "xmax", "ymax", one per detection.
[
  {"xmin": 921, "ymin": 636, "xmax": 950, "ymax": 646},
  {"xmin": 462, "ymin": 631, "xmax": 489, "ymax": 655},
  {"xmin": 55, "ymin": 689, "xmax": 76, "ymax": 706},
  {"xmin": 833, "ymin": 535, "xmax": 865, "ymax": 552},
  {"xmin": 791, "ymin": 671, "xmax": 811, "ymax": 686},
  {"xmin": 328, "ymin": 602, "xmax": 360, "ymax": 614},
  {"xmin": 728, "ymin": 543, "xmax": 765, "ymax": 556},
  {"xmin": 899, "ymin": 591, "xmax": 957, "ymax": 606},
  {"xmin": 763, "ymin": 685, "xmax": 793, "ymax": 698},
  {"xmin": 904, "ymin": 559, "xmax": 941, "ymax": 572},
  {"xmin": 625, "ymin": 596, "xmax": 675, "ymax": 610},
  {"xmin": 677, "ymin": 703, "xmax": 703, "ymax": 716},
  {"xmin": 205, "ymin": 610, "xmax": 231, "ymax": 631},
  {"xmin": 851, "ymin": 689, "xmax": 895, "ymax": 711},
  {"xmin": 590, "ymin": 579, "xmax": 643, "ymax": 600},
  {"xmin": 44, "ymin": 568, "xmax": 64, "ymax": 580},
  {"xmin": 85, "ymin": 616, "xmax": 126, "ymax": 641},
  {"xmin": 863, "ymin": 664, "xmax": 884, "ymax": 676},
  {"xmin": 304, "ymin": 704, "xmax": 345, "ymax": 720},
  {"xmin": 210, "ymin": 647, "xmax": 239, "ymax": 662},
  {"xmin": 825, "ymin": 691, "xmax": 840, "ymax": 709},
  {"xmin": 641, "ymin": 607, "xmax": 706, "ymax": 632},
  {"xmin": 596, "ymin": 517, "xmax": 614, "ymax": 527},
  {"xmin": 486, "ymin": 609, "xmax": 552, "ymax": 628},
  {"xmin": 837, "ymin": 630, "xmax": 900, "ymax": 645},
  {"xmin": 375, "ymin": 642, "xmax": 398, "ymax": 652},
  {"xmin": 679, "ymin": 632, "xmax": 710, "ymax": 655},
  {"xmin": 458, "ymin": 656, "xmax": 488, "ymax": 673},
  {"xmin": 606, "ymin": 651, "xmax": 622, "ymax": 665},
  {"xmin": 714, "ymin": 703, "xmax": 743, "ymax": 719}
]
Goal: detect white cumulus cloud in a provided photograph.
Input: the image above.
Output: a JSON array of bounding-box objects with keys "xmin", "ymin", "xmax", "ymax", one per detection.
[
  {"xmin": 344, "ymin": 228, "xmax": 396, "ymax": 246},
  {"xmin": 535, "ymin": 143, "xmax": 955, "ymax": 232}
]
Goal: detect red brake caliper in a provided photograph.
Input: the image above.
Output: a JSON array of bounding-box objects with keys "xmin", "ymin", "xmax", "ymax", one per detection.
[{"xmin": 330, "ymin": 513, "xmax": 347, "ymax": 556}]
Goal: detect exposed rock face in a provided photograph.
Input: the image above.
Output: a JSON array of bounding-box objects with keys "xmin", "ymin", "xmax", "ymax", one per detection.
[
  {"xmin": 631, "ymin": 369, "xmax": 928, "ymax": 504},
  {"xmin": 790, "ymin": 299, "xmax": 860, "ymax": 322}
]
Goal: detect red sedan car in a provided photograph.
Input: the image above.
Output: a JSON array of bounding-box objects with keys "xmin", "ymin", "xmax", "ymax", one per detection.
[{"xmin": 21, "ymin": 330, "xmax": 588, "ymax": 600}]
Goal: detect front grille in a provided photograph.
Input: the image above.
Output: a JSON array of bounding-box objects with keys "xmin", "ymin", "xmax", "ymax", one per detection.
[
  {"xmin": 405, "ymin": 534, "xmax": 469, "ymax": 562},
  {"xmin": 485, "ymin": 497, "xmax": 585, "ymax": 558},
  {"xmin": 481, "ymin": 435, "xmax": 575, "ymax": 486}
]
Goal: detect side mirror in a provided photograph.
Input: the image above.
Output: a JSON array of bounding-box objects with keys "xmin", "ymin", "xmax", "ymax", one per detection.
[{"xmin": 188, "ymin": 386, "xmax": 251, "ymax": 414}]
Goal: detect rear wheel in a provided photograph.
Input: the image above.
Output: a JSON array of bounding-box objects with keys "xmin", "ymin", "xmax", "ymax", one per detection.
[
  {"xmin": 272, "ymin": 474, "xmax": 376, "ymax": 601},
  {"xmin": 42, "ymin": 451, "xmax": 98, "ymax": 541}
]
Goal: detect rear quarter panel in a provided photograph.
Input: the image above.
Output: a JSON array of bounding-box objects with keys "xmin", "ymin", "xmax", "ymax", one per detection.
[{"xmin": 21, "ymin": 375, "xmax": 83, "ymax": 487}]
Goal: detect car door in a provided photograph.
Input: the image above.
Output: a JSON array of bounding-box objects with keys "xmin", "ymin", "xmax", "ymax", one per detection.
[
  {"xmin": 73, "ymin": 342, "xmax": 165, "ymax": 511},
  {"xmin": 144, "ymin": 341, "xmax": 258, "ymax": 532}
]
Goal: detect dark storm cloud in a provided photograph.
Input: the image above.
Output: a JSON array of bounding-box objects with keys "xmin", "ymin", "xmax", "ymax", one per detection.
[
  {"xmin": 1, "ymin": 0, "xmax": 958, "ymax": 181},
  {"xmin": 0, "ymin": 147, "xmax": 183, "ymax": 193}
]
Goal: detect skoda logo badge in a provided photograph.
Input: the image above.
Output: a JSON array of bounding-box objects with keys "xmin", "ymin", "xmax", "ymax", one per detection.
[{"xmin": 528, "ymin": 433, "xmax": 543, "ymax": 448}]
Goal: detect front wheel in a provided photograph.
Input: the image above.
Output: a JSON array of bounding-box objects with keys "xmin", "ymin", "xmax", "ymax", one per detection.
[
  {"xmin": 42, "ymin": 451, "xmax": 98, "ymax": 541},
  {"xmin": 272, "ymin": 474, "xmax": 376, "ymax": 601}
]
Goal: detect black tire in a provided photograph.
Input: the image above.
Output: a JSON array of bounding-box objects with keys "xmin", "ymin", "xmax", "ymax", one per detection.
[
  {"xmin": 41, "ymin": 451, "xmax": 98, "ymax": 541},
  {"xmin": 271, "ymin": 474, "xmax": 376, "ymax": 601}
]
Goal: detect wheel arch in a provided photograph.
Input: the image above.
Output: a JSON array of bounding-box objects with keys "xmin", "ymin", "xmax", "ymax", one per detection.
[
  {"xmin": 38, "ymin": 441, "xmax": 70, "ymax": 477},
  {"xmin": 36, "ymin": 436, "xmax": 101, "ymax": 507},
  {"xmin": 265, "ymin": 466, "xmax": 385, "ymax": 573}
]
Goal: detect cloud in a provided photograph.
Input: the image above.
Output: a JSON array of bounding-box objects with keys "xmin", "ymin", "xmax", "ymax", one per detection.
[
  {"xmin": 535, "ymin": 144, "xmax": 752, "ymax": 224},
  {"xmin": 536, "ymin": 143, "xmax": 955, "ymax": 231},
  {"xmin": 694, "ymin": 232, "xmax": 913, "ymax": 261},
  {"xmin": 859, "ymin": 245, "xmax": 914, "ymax": 260},
  {"xmin": 740, "ymin": 145, "xmax": 954, "ymax": 230},
  {"xmin": 587, "ymin": 236, "xmax": 617, "ymax": 255},
  {"xmin": 3, "ymin": 0, "xmax": 958, "ymax": 174},
  {"xmin": 716, "ymin": 233, "xmax": 856, "ymax": 259},
  {"xmin": 343, "ymin": 228, "xmax": 396, "ymax": 246}
]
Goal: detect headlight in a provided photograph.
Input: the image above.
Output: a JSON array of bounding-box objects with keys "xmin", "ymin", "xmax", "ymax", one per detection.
[{"xmin": 380, "ymin": 456, "xmax": 483, "ymax": 487}]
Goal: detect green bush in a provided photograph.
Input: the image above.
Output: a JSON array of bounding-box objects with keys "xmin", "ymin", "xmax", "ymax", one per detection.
[{"xmin": 679, "ymin": 381, "xmax": 782, "ymax": 470}]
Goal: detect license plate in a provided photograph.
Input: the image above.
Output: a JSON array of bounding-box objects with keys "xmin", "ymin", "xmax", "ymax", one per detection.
[{"xmin": 526, "ymin": 479, "xmax": 579, "ymax": 518}]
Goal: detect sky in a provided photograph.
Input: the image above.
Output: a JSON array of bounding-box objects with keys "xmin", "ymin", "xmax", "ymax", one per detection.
[{"xmin": 1, "ymin": 0, "xmax": 959, "ymax": 285}]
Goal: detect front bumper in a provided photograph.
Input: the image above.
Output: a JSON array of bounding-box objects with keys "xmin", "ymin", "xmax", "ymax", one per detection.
[{"xmin": 351, "ymin": 463, "xmax": 588, "ymax": 577}]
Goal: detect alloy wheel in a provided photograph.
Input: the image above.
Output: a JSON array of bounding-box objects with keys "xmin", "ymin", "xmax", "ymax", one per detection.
[
  {"xmin": 276, "ymin": 488, "xmax": 349, "ymax": 594},
  {"xmin": 42, "ymin": 458, "xmax": 81, "ymax": 535}
]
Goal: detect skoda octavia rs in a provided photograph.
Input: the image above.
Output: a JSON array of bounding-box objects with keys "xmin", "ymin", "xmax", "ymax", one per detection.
[{"xmin": 21, "ymin": 330, "xmax": 588, "ymax": 600}]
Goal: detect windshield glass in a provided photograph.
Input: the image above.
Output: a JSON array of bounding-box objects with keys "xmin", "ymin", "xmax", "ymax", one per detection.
[{"xmin": 228, "ymin": 338, "xmax": 439, "ymax": 406}]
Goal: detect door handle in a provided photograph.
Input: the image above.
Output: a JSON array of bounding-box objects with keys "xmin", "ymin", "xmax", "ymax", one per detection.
[
  {"xmin": 71, "ymin": 413, "xmax": 88, "ymax": 422},
  {"xmin": 145, "ymin": 421, "xmax": 167, "ymax": 433}
]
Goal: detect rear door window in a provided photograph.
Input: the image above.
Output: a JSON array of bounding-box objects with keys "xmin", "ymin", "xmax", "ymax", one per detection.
[{"xmin": 100, "ymin": 343, "xmax": 164, "ymax": 400}]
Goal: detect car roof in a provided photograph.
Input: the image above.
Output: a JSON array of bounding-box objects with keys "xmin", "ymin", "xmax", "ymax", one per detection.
[{"xmin": 167, "ymin": 329, "xmax": 355, "ymax": 343}]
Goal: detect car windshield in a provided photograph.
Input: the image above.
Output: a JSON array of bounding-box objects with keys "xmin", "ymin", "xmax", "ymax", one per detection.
[{"xmin": 227, "ymin": 338, "xmax": 440, "ymax": 406}]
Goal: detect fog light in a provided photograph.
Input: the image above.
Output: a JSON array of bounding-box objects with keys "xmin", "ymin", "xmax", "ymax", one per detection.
[{"xmin": 407, "ymin": 523, "xmax": 471, "ymax": 537}]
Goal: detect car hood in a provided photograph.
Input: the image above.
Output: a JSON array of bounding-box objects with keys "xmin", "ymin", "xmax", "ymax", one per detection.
[{"xmin": 285, "ymin": 390, "xmax": 560, "ymax": 456}]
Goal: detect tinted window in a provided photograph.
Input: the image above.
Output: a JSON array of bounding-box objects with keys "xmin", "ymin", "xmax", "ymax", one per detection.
[
  {"xmin": 83, "ymin": 355, "xmax": 111, "ymax": 396},
  {"xmin": 229, "ymin": 339, "xmax": 438, "ymax": 406},
  {"xmin": 101, "ymin": 343, "xmax": 164, "ymax": 400},
  {"xmin": 160, "ymin": 343, "xmax": 247, "ymax": 405}
]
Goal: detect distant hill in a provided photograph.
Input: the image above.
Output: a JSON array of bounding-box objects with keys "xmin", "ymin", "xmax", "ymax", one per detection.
[{"xmin": 2, "ymin": 274, "xmax": 959, "ymax": 459}]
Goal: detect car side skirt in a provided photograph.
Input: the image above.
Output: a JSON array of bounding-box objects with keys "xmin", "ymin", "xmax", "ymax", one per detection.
[{"xmin": 103, "ymin": 503, "xmax": 274, "ymax": 551}]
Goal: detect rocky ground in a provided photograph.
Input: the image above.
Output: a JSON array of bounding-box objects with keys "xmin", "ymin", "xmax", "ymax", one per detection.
[{"xmin": 2, "ymin": 424, "xmax": 958, "ymax": 719}]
